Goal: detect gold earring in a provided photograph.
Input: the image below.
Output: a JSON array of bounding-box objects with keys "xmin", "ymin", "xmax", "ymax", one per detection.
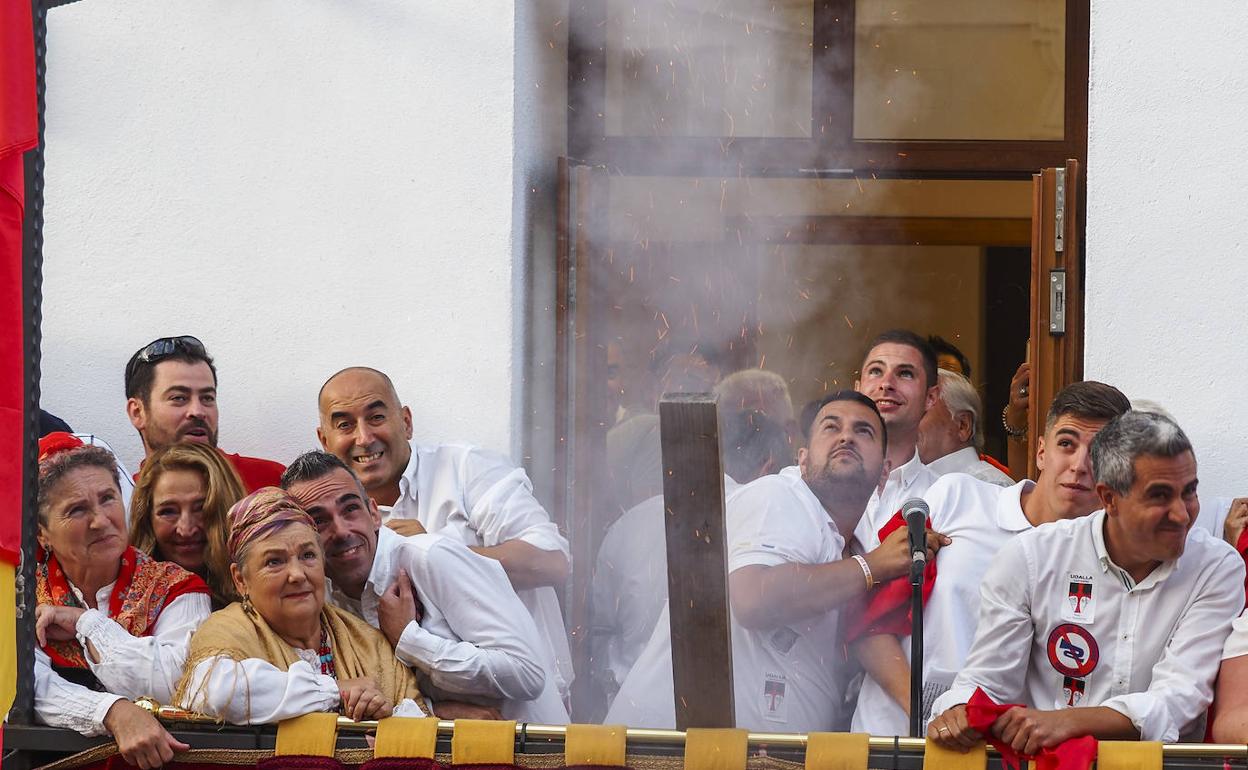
[{"xmin": 242, "ymin": 594, "xmax": 255, "ymax": 617}]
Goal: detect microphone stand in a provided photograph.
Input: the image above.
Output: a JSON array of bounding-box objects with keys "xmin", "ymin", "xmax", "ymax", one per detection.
[{"xmin": 909, "ymin": 553, "xmax": 924, "ymax": 738}]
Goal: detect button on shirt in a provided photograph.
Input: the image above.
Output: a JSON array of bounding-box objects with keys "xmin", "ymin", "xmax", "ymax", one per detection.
[
  {"xmin": 332, "ymin": 526, "xmax": 568, "ymax": 724},
  {"xmin": 606, "ymin": 466, "xmax": 849, "ymax": 733},
  {"xmin": 852, "ymin": 474, "xmax": 1034, "ymax": 735},
  {"xmin": 926, "ymin": 446, "xmax": 1014, "ymax": 488},
  {"xmin": 35, "ymin": 582, "xmax": 210, "ymax": 736},
  {"xmin": 854, "ymin": 450, "xmax": 939, "ymax": 550},
  {"xmin": 383, "ymin": 441, "xmax": 573, "ymax": 696},
  {"xmin": 931, "ymin": 510, "xmax": 1244, "ymax": 742}
]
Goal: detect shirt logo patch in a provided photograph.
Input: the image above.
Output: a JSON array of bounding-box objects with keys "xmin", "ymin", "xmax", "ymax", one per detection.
[
  {"xmin": 1062, "ymin": 575, "xmax": 1095, "ymax": 623},
  {"xmin": 1060, "ymin": 676, "xmax": 1086, "ymax": 707},
  {"xmin": 1046, "ymin": 623, "xmax": 1100, "ymax": 678},
  {"xmin": 762, "ymin": 672, "xmax": 788, "ymax": 723}
]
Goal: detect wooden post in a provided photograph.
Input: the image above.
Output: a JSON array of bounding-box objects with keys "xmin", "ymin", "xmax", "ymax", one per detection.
[{"xmin": 659, "ymin": 393, "xmax": 735, "ymax": 729}]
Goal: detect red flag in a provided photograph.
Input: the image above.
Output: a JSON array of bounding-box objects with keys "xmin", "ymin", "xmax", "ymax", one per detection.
[
  {"xmin": 1, "ymin": 0, "xmax": 38, "ymax": 566},
  {"xmin": 965, "ymin": 688, "xmax": 1098, "ymax": 770},
  {"xmin": 845, "ymin": 509, "xmax": 936, "ymax": 643}
]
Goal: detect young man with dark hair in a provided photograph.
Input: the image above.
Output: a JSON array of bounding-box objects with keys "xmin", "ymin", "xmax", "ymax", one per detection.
[
  {"xmin": 281, "ymin": 450, "xmax": 568, "ymax": 723},
  {"xmin": 852, "ymin": 380, "xmax": 1132, "ymax": 736},
  {"xmin": 928, "ymin": 410, "xmax": 1241, "ymax": 749},
  {"xmin": 124, "ymin": 336, "xmax": 284, "ymax": 491},
  {"xmin": 853, "ymin": 329, "xmax": 941, "ymax": 549},
  {"xmin": 607, "ymin": 390, "xmax": 949, "ymax": 731}
]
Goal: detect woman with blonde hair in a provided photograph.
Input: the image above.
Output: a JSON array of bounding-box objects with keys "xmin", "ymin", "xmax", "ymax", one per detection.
[{"xmin": 130, "ymin": 442, "xmax": 247, "ymax": 608}]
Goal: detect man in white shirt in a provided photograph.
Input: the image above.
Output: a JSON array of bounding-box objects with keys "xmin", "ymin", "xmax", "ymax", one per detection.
[
  {"xmin": 918, "ymin": 369, "xmax": 1014, "ymax": 487},
  {"xmin": 928, "ymin": 411, "xmax": 1244, "ymax": 751},
  {"xmin": 282, "ymin": 450, "xmax": 568, "ymax": 723},
  {"xmin": 607, "ymin": 391, "xmax": 948, "ymax": 731},
  {"xmin": 853, "ymin": 330, "xmax": 941, "ymax": 549},
  {"xmin": 852, "ymin": 381, "xmax": 1132, "ymax": 736},
  {"xmin": 589, "ymin": 400, "xmax": 793, "ymax": 711},
  {"xmin": 315, "ymin": 367, "xmax": 573, "ymax": 695}
]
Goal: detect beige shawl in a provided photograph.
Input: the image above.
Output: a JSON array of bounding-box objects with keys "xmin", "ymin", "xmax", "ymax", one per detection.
[{"xmin": 175, "ymin": 601, "xmax": 423, "ymax": 721}]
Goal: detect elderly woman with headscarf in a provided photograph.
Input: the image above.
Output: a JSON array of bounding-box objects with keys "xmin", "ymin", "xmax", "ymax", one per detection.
[
  {"xmin": 34, "ymin": 433, "xmax": 212, "ymax": 770},
  {"xmin": 175, "ymin": 487, "xmax": 428, "ymax": 723}
]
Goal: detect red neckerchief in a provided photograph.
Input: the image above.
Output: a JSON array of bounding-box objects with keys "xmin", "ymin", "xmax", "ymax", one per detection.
[
  {"xmin": 35, "ymin": 546, "xmax": 210, "ymax": 668},
  {"xmin": 845, "ymin": 509, "xmax": 936, "ymax": 643},
  {"xmin": 979, "ymin": 453, "xmax": 1011, "ymax": 475},
  {"xmin": 966, "ymin": 688, "xmax": 1098, "ymax": 770}
]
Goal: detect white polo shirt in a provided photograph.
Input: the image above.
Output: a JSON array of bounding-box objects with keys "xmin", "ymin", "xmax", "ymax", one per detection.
[
  {"xmin": 931, "ymin": 510, "xmax": 1244, "ymax": 742},
  {"xmin": 854, "ymin": 450, "xmax": 939, "ymax": 550},
  {"xmin": 383, "ymin": 441, "xmax": 573, "ymax": 697},
  {"xmin": 851, "ymin": 473, "xmax": 1034, "ymax": 735},
  {"xmin": 926, "ymin": 446, "xmax": 1014, "ymax": 488},
  {"xmin": 606, "ymin": 466, "xmax": 850, "ymax": 733}
]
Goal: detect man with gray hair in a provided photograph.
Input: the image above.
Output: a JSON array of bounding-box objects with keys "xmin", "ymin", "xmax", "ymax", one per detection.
[
  {"xmin": 929, "ymin": 411, "xmax": 1244, "ymax": 750},
  {"xmin": 918, "ymin": 369, "xmax": 1013, "ymax": 486}
]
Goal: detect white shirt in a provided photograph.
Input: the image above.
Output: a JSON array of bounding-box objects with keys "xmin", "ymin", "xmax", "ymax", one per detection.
[
  {"xmin": 854, "ymin": 450, "xmax": 939, "ymax": 550},
  {"xmin": 589, "ymin": 477, "xmax": 742, "ymax": 707},
  {"xmin": 926, "ymin": 447, "xmax": 1014, "ymax": 488},
  {"xmin": 1221, "ymin": 609, "xmax": 1248, "ymax": 660},
  {"xmin": 589, "ymin": 493, "xmax": 666, "ymax": 702},
  {"xmin": 331, "ymin": 526, "xmax": 568, "ymax": 724},
  {"xmin": 383, "ymin": 440, "xmax": 573, "ymax": 696},
  {"xmin": 851, "ymin": 474, "xmax": 1034, "ymax": 735},
  {"xmin": 931, "ymin": 510, "xmax": 1244, "ymax": 742},
  {"xmin": 34, "ymin": 581, "xmax": 210, "ymax": 736},
  {"xmin": 607, "ymin": 466, "xmax": 850, "ymax": 733}
]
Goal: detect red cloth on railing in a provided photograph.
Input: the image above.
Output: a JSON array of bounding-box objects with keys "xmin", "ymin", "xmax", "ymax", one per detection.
[
  {"xmin": 966, "ymin": 687, "xmax": 1098, "ymax": 770},
  {"xmin": 845, "ymin": 510, "xmax": 936, "ymax": 643},
  {"xmin": 980, "ymin": 453, "xmax": 1011, "ymax": 476}
]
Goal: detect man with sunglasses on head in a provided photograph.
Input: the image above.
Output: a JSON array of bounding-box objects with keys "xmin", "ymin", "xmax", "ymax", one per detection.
[{"xmin": 124, "ymin": 336, "xmax": 285, "ymax": 491}]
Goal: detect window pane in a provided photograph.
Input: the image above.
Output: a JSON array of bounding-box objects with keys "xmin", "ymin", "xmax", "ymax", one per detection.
[
  {"xmin": 854, "ymin": 0, "xmax": 1065, "ymax": 140},
  {"xmin": 605, "ymin": 0, "xmax": 814, "ymax": 138}
]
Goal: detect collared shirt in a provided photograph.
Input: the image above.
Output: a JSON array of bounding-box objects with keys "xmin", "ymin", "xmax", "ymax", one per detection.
[
  {"xmin": 1221, "ymin": 609, "xmax": 1248, "ymax": 660},
  {"xmin": 854, "ymin": 449, "xmax": 939, "ymax": 550},
  {"xmin": 852, "ymin": 474, "xmax": 1034, "ymax": 735},
  {"xmin": 330, "ymin": 526, "xmax": 568, "ymax": 724},
  {"xmin": 35, "ymin": 580, "xmax": 210, "ymax": 736},
  {"xmin": 606, "ymin": 466, "xmax": 850, "ymax": 733},
  {"xmin": 590, "ymin": 478, "xmax": 741, "ymax": 704},
  {"xmin": 927, "ymin": 446, "xmax": 1014, "ymax": 487},
  {"xmin": 931, "ymin": 510, "xmax": 1244, "ymax": 742},
  {"xmin": 383, "ymin": 440, "xmax": 573, "ymax": 695}
]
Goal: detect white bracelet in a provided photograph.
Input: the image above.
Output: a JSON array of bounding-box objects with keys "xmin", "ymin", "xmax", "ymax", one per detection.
[{"xmin": 852, "ymin": 554, "xmax": 874, "ymax": 590}]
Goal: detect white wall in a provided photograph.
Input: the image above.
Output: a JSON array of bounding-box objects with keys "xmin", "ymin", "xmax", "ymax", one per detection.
[
  {"xmin": 39, "ymin": 1, "xmax": 525, "ymax": 472},
  {"xmin": 1085, "ymin": 1, "xmax": 1248, "ymax": 496}
]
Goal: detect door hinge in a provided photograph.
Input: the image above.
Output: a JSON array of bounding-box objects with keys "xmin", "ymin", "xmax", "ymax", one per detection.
[
  {"xmin": 1049, "ymin": 269, "xmax": 1067, "ymax": 335},
  {"xmin": 1054, "ymin": 167, "xmax": 1066, "ymax": 253}
]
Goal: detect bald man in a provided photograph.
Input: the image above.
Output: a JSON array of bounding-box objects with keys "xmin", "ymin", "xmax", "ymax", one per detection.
[{"xmin": 316, "ymin": 367, "xmax": 574, "ymax": 697}]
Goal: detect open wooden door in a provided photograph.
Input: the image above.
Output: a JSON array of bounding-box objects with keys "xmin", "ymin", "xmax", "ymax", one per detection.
[{"xmin": 1026, "ymin": 159, "xmax": 1083, "ymax": 477}]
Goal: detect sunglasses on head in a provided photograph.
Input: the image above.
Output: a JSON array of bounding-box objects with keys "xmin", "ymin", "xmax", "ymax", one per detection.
[{"xmin": 125, "ymin": 335, "xmax": 208, "ymax": 393}]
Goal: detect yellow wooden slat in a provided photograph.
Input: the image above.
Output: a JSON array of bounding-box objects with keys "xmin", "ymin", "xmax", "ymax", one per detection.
[
  {"xmin": 684, "ymin": 728, "xmax": 749, "ymax": 770},
  {"xmin": 374, "ymin": 716, "xmax": 439, "ymax": 759},
  {"xmin": 451, "ymin": 719, "xmax": 517, "ymax": 765},
  {"xmin": 922, "ymin": 739, "xmax": 988, "ymax": 770},
  {"xmin": 805, "ymin": 732, "xmax": 869, "ymax": 770},
  {"xmin": 1098, "ymin": 740, "xmax": 1163, "ymax": 770},
  {"xmin": 566, "ymin": 724, "xmax": 628, "ymax": 766},
  {"xmin": 274, "ymin": 712, "xmax": 340, "ymax": 757}
]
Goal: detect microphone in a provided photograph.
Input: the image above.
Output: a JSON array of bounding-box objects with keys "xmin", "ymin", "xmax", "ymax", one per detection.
[{"xmin": 902, "ymin": 497, "xmax": 930, "ymax": 586}]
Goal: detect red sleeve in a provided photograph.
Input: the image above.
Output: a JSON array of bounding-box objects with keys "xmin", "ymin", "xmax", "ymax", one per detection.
[{"xmin": 223, "ymin": 452, "xmax": 287, "ymax": 492}]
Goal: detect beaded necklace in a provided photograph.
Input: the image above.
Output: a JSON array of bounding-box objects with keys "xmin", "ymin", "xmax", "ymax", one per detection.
[{"xmin": 317, "ymin": 623, "xmax": 336, "ymax": 678}]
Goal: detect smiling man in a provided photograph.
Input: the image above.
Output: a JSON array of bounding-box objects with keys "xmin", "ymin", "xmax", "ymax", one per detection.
[
  {"xmin": 852, "ymin": 380, "xmax": 1131, "ymax": 736},
  {"xmin": 853, "ymin": 329, "xmax": 941, "ymax": 549},
  {"xmin": 282, "ymin": 451, "xmax": 567, "ymax": 723},
  {"xmin": 928, "ymin": 411, "xmax": 1243, "ymax": 750},
  {"xmin": 315, "ymin": 366, "xmax": 573, "ymax": 696},
  {"xmin": 124, "ymin": 336, "xmax": 284, "ymax": 491}
]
